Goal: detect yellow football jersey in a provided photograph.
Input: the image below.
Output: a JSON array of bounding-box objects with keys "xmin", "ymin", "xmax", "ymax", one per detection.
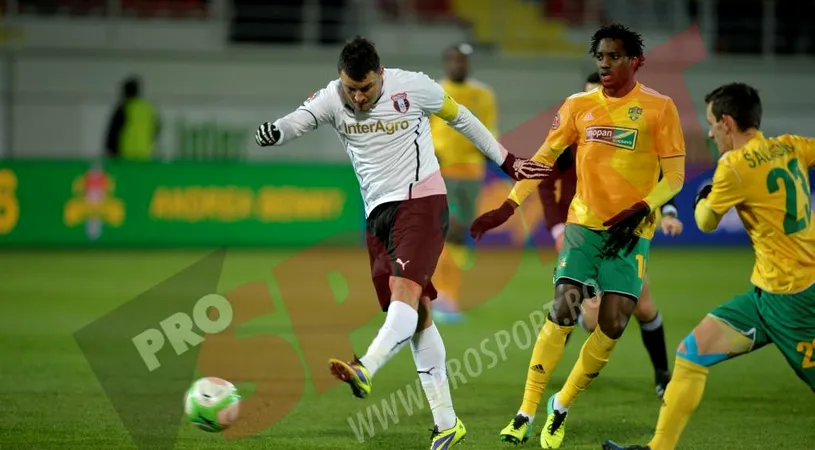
[
  {"xmin": 509, "ymin": 83, "xmax": 686, "ymax": 239},
  {"xmin": 701, "ymin": 132, "xmax": 815, "ymax": 294},
  {"xmin": 430, "ymin": 78, "xmax": 498, "ymax": 180}
]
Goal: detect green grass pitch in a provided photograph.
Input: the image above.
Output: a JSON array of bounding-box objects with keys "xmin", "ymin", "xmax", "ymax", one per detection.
[{"xmin": 1, "ymin": 247, "xmax": 813, "ymax": 449}]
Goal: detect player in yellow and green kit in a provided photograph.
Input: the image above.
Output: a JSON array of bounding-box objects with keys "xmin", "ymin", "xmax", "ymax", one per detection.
[
  {"xmin": 470, "ymin": 24, "xmax": 686, "ymax": 448},
  {"xmin": 603, "ymin": 83, "xmax": 815, "ymax": 450},
  {"xmin": 430, "ymin": 43, "xmax": 498, "ymax": 324}
]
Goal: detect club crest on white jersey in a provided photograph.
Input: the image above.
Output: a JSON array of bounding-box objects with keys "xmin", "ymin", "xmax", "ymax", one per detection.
[
  {"xmin": 391, "ymin": 92, "xmax": 411, "ymax": 114},
  {"xmin": 297, "ymin": 68, "xmax": 447, "ymax": 216}
]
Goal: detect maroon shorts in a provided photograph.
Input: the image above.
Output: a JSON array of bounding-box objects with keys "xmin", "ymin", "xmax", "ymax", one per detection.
[{"xmin": 365, "ymin": 194, "xmax": 449, "ymax": 311}]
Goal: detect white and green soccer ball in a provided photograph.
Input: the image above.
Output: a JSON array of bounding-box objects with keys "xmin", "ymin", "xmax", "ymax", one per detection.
[{"xmin": 184, "ymin": 377, "xmax": 241, "ymax": 432}]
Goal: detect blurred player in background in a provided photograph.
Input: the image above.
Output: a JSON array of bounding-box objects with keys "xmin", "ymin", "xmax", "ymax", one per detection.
[
  {"xmin": 539, "ymin": 72, "xmax": 680, "ymax": 400},
  {"xmin": 470, "ymin": 24, "xmax": 686, "ymax": 448},
  {"xmin": 603, "ymin": 83, "xmax": 815, "ymax": 450},
  {"xmin": 430, "ymin": 42, "xmax": 499, "ymax": 324},
  {"xmin": 255, "ymin": 36, "xmax": 550, "ymax": 449}
]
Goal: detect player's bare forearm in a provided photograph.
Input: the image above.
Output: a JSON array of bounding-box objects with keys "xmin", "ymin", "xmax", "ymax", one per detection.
[
  {"xmin": 643, "ymin": 155, "xmax": 685, "ymax": 210},
  {"xmin": 694, "ymin": 199, "xmax": 721, "ymax": 233}
]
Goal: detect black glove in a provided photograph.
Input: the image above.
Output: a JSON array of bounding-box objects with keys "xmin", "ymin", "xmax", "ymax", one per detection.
[
  {"xmin": 695, "ymin": 183, "xmax": 713, "ymax": 208},
  {"xmin": 601, "ymin": 201, "xmax": 652, "ymax": 259},
  {"xmin": 500, "ymin": 153, "xmax": 552, "ymax": 181},
  {"xmin": 256, "ymin": 122, "xmax": 281, "ymax": 146},
  {"xmin": 470, "ymin": 200, "xmax": 517, "ymax": 240}
]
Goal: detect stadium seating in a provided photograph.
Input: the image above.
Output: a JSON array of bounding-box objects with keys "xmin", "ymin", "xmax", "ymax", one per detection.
[{"xmin": 449, "ymin": 0, "xmax": 584, "ymax": 55}]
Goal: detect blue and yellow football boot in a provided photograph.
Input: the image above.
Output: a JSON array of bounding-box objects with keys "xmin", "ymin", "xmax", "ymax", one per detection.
[
  {"xmin": 328, "ymin": 356, "xmax": 372, "ymax": 399},
  {"xmin": 430, "ymin": 417, "xmax": 467, "ymax": 449}
]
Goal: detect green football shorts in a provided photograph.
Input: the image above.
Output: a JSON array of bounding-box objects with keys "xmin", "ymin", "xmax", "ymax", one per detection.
[
  {"xmin": 710, "ymin": 284, "xmax": 815, "ymax": 389},
  {"xmin": 553, "ymin": 224, "xmax": 651, "ymax": 300}
]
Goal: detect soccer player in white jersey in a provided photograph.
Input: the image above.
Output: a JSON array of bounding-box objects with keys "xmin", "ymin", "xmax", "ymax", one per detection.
[{"xmin": 255, "ymin": 36, "xmax": 550, "ymax": 449}]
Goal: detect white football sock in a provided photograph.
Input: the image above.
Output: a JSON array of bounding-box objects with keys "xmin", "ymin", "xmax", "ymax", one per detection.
[
  {"xmin": 411, "ymin": 323, "xmax": 456, "ymax": 430},
  {"xmin": 359, "ymin": 300, "xmax": 417, "ymax": 377},
  {"xmin": 516, "ymin": 411, "xmax": 534, "ymax": 423},
  {"xmin": 553, "ymin": 393, "xmax": 569, "ymax": 414}
]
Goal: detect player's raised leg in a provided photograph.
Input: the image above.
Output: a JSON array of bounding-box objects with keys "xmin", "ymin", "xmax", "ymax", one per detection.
[
  {"xmin": 603, "ymin": 289, "xmax": 763, "ymax": 450},
  {"xmin": 644, "ymin": 287, "xmax": 815, "ymax": 450},
  {"xmin": 606, "ymin": 82, "xmax": 815, "ymax": 450},
  {"xmin": 328, "ymin": 272, "xmax": 421, "ymax": 398},
  {"xmin": 330, "ymin": 195, "xmax": 448, "ymax": 399},
  {"xmin": 633, "ymin": 280, "xmax": 672, "ymax": 398},
  {"xmin": 413, "ymin": 295, "xmax": 467, "ymax": 448}
]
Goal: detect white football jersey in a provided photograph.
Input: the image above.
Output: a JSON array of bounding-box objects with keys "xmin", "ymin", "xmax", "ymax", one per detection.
[{"xmin": 274, "ymin": 69, "xmax": 453, "ymax": 217}]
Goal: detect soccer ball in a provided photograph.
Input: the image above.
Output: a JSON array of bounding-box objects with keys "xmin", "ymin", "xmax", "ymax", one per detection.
[{"xmin": 184, "ymin": 377, "xmax": 241, "ymax": 432}]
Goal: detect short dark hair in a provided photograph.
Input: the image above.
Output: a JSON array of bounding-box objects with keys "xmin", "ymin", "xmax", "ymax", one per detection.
[
  {"xmin": 338, "ymin": 36, "xmax": 381, "ymax": 81},
  {"xmin": 589, "ymin": 24, "xmax": 645, "ymax": 60},
  {"xmin": 586, "ymin": 72, "xmax": 601, "ymax": 84},
  {"xmin": 122, "ymin": 76, "xmax": 140, "ymax": 98},
  {"xmin": 704, "ymin": 83, "xmax": 762, "ymax": 131}
]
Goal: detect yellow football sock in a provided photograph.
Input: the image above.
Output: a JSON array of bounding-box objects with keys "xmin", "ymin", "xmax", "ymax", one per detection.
[
  {"xmin": 648, "ymin": 357, "xmax": 707, "ymax": 450},
  {"xmin": 519, "ymin": 318, "xmax": 573, "ymax": 417},
  {"xmin": 433, "ymin": 244, "xmax": 464, "ymax": 308},
  {"xmin": 447, "ymin": 242, "xmax": 472, "ymax": 270},
  {"xmin": 556, "ymin": 326, "xmax": 617, "ymax": 408}
]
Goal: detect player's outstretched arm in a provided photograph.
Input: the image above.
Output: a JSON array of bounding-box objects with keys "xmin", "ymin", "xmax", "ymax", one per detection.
[
  {"xmin": 256, "ymin": 87, "xmax": 335, "ymax": 147},
  {"xmin": 415, "ymin": 73, "xmax": 549, "ymax": 181},
  {"xmin": 469, "ymin": 102, "xmax": 577, "ymax": 240},
  {"xmin": 433, "ymin": 94, "xmax": 550, "ymax": 181},
  {"xmin": 468, "ymin": 140, "xmax": 566, "ymax": 241},
  {"xmin": 504, "ymin": 102, "xmax": 577, "ymax": 209}
]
